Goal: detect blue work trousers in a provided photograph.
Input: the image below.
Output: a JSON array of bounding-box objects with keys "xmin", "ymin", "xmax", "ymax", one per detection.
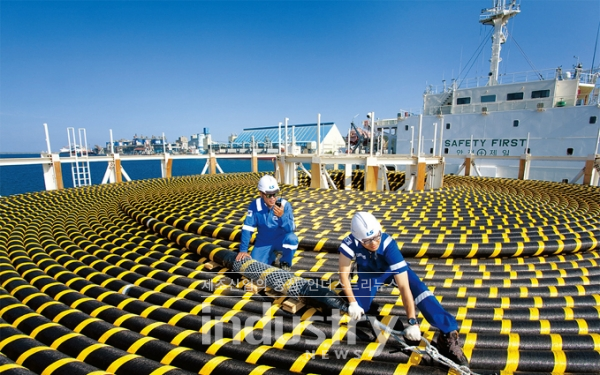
[
  {"xmin": 353, "ymin": 267, "xmax": 458, "ymax": 334},
  {"xmin": 251, "ymin": 232, "xmax": 298, "ymax": 265}
]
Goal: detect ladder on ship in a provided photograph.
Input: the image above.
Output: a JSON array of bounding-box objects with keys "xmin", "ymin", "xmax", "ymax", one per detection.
[{"xmin": 67, "ymin": 127, "xmax": 92, "ymax": 187}]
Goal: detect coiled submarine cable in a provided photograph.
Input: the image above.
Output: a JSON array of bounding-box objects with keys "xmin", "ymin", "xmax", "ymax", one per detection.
[
  {"xmin": 2, "ymin": 212, "xmax": 414, "ymax": 375},
  {"xmin": 1, "ymin": 173, "xmax": 600, "ymax": 374}
]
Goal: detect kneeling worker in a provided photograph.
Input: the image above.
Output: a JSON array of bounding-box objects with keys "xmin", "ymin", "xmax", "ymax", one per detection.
[
  {"xmin": 236, "ymin": 175, "xmax": 298, "ymax": 270},
  {"xmin": 338, "ymin": 211, "xmax": 468, "ymax": 367}
]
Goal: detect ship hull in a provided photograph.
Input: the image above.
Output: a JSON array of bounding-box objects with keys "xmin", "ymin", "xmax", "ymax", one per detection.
[{"xmin": 390, "ymin": 105, "xmax": 600, "ymax": 183}]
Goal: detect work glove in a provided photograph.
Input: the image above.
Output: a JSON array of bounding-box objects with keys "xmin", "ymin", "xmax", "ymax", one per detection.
[
  {"xmin": 404, "ymin": 324, "xmax": 421, "ymax": 341},
  {"xmin": 347, "ymin": 302, "xmax": 364, "ymax": 320}
]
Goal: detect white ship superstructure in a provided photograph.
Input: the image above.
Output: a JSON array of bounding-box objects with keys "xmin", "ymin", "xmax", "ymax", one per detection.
[{"xmin": 376, "ymin": 0, "xmax": 600, "ymax": 183}]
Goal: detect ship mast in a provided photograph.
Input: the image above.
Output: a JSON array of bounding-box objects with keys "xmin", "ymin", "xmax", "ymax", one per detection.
[{"xmin": 480, "ymin": 0, "xmax": 520, "ymax": 86}]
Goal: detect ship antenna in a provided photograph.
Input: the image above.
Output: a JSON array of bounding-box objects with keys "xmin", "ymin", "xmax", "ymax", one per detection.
[
  {"xmin": 590, "ymin": 21, "xmax": 600, "ymax": 74},
  {"xmin": 480, "ymin": 0, "xmax": 520, "ymax": 86}
]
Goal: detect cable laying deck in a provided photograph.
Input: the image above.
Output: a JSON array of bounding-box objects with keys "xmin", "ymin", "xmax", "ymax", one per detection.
[{"xmin": 0, "ymin": 172, "xmax": 599, "ymax": 374}]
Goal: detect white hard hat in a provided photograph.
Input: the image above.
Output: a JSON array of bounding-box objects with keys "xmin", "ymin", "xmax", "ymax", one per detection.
[
  {"xmin": 351, "ymin": 212, "xmax": 381, "ymax": 241},
  {"xmin": 257, "ymin": 175, "xmax": 279, "ymax": 193}
]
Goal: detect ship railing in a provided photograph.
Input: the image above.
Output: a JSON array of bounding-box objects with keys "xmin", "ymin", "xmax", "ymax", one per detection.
[
  {"xmin": 424, "ymin": 94, "xmax": 597, "ymax": 116},
  {"xmin": 427, "ymin": 68, "xmax": 598, "ymax": 93},
  {"xmin": 374, "ymin": 119, "xmax": 399, "ymax": 127}
]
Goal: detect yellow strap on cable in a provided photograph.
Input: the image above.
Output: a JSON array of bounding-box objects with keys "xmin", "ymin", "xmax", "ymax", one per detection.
[
  {"xmin": 98, "ymin": 327, "xmax": 127, "ymax": 343},
  {"xmin": 77, "ymin": 343, "xmax": 108, "ymax": 361},
  {"xmin": 273, "ymin": 332, "xmax": 295, "ymax": 349},
  {"xmin": 462, "ymin": 332, "xmax": 477, "ymax": 360},
  {"xmin": 233, "ymin": 326, "xmax": 255, "ymax": 342},
  {"xmin": 9, "ymin": 284, "xmax": 33, "ymax": 295},
  {"xmin": 128, "ymin": 336, "xmax": 157, "ymax": 353},
  {"xmin": 291, "ymin": 320, "xmax": 313, "ymax": 336},
  {"xmin": 309, "ymin": 258, "xmax": 326, "ymax": 272},
  {"xmin": 162, "ymin": 346, "xmax": 191, "ymax": 365},
  {"xmin": 190, "ymin": 302, "xmax": 211, "ymax": 315},
  {"xmin": 408, "ymin": 348, "xmax": 422, "ymax": 365},
  {"xmin": 500, "ymin": 319, "xmax": 511, "ymax": 334},
  {"xmin": 198, "ymin": 355, "xmax": 228, "ymax": 374},
  {"xmin": 22, "ymin": 292, "xmax": 45, "ymax": 305},
  {"xmin": 106, "ymin": 354, "xmax": 140, "ymax": 374},
  {"xmin": 246, "ymin": 345, "xmax": 271, "ymax": 364},
  {"xmin": 170, "ymin": 329, "xmax": 196, "ymax": 346},
  {"xmin": 380, "ymin": 304, "xmax": 394, "ymax": 316},
  {"xmin": 575, "ymin": 318, "xmax": 589, "ymax": 335},
  {"xmin": 40, "ymin": 358, "xmax": 77, "ymax": 375},
  {"xmin": 140, "ymin": 305, "xmax": 161, "ymax": 318},
  {"xmin": 96, "ymin": 291, "xmax": 114, "ymax": 302},
  {"xmin": 52, "ymin": 309, "xmax": 77, "ymax": 323},
  {"xmin": 149, "ymin": 365, "xmax": 179, "ymax": 375},
  {"xmin": 361, "ymin": 342, "xmax": 381, "ymax": 360},
  {"xmin": 200, "ymin": 319, "xmax": 218, "ymax": 334},
  {"xmin": 51, "ymin": 332, "xmax": 79, "ymax": 349},
  {"xmin": 11, "ymin": 312, "xmax": 37, "ymax": 328},
  {"xmin": 504, "ymin": 349, "xmax": 520, "ymax": 372},
  {"xmin": 290, "ymin": 351, "xmax": 313, "ymax": 373},
  {"xmin": 0, "ymin": 334, "xmax": 28, "ymax": 351},
  {"xmin": 167, "ymin": 312, "xmax": 189, "ymax": 326},
  {"xmin": 70, "ymin": 297, "xmax": 94, "ymax": 309},
  {"xmin": 74, "ymin": 318, "xmax": 102, "ymax": 333},
  {"xmin": 247, "ymin": 365, "xmax": 275, "ymax": 375},
  {"xmin": 140, "ymin": 322, "xmax": 164, "ymax": 335},
  {"xmin": 506, "ymin": 333, "xmax": 520, "ymax": 351},
  {"xmin": 315, "ymin": 338, "xmax": 332, "ymax": 357},
  {"xmin": 552, "ymin": 350, "xmax": 567, "ymax": 374},
  {"xmin": 549, "ymin": 334, "xmax": 563, "ymax": 351},
  {"xmin": 391, "ymin": 363, "xmax": 412, "ymax": 374},
  {"xmin": 540, "ymin": 320, "xmax": 551, "ymax": 334},
  {"xmin": 339, "ymin": 358, "xmax": 362, "ymax": 375},
  {"xmin": 114, "ymin": 313, "xmax": 137, "ymax": 327},
  {"xmin": 221, "ymin": 309, "xmax": 239, "ymax": 322},
  {"xmin": 117, "ymin": 298, "xmax": 135, "ymax": 309}
]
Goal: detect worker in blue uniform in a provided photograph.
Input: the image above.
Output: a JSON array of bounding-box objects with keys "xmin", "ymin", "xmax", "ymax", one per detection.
[
  {"xmin": 338, "ymin": 211, "xmax": 468, "ymax": 367},
  {"xmin": 235, "ymin": 175, "xmax": 298, "ymax": 270}
]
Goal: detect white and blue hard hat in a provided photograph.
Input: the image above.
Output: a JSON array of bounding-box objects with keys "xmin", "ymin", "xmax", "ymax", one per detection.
[
  {"xmin": 257, "ymin": 175, "xmax": 279, "ymax": 194},
  {"xmin": 351, "ymin": 212, "xmax": 381, "ymax": 241}
]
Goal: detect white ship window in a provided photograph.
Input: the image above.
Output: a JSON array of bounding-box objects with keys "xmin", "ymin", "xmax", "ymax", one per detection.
[
  {"xmin": 590, "ymin": 116, "xmax": 597, "ymax": 124},
  {"xmin": 444, "ymin": 148, "xmax": 449, "ymax": 154},
  {"xmin": 405, "ymin": 125, "xmax": 409, "ymax": 131},
  {"xmin": 481, "ymin": 94, "xmax": 496, "ymax": 103},
  {"xmin": 531, "ymin": 90, "xmax": 550, "ymax": 99},
  {"xmin": 446, "ymin": 123, "xmax": 451, "ymax": 130},
  {"xmin": 507, "ymin": 92, "xmax": 524, "ymax": 101},
  {"xmin": 457, "ymin": 97, "xmax": 471, "ymax": 105},
  {"xmin": 567, "ymin": 148, "xmax": 574, "ymax": 155},
  {"xmin": 513, "ymin": 120, "xmax": 519, "ymax": 127}
]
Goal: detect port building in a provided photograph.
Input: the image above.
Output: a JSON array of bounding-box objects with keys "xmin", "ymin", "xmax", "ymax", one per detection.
[{"xmin": 226, "ymin": 122, "xmax": 347, "ymax": 154}]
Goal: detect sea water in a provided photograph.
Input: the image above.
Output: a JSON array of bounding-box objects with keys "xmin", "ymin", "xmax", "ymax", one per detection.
[{"xmin": 0, "ymin": 153, "xmax": 278, "ymax": 197}]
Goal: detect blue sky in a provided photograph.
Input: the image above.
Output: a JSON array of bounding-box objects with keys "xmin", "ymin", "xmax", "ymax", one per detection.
[{"xmin": 1, "ymin": 0, "xmax": 599, "ymax": 153}]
